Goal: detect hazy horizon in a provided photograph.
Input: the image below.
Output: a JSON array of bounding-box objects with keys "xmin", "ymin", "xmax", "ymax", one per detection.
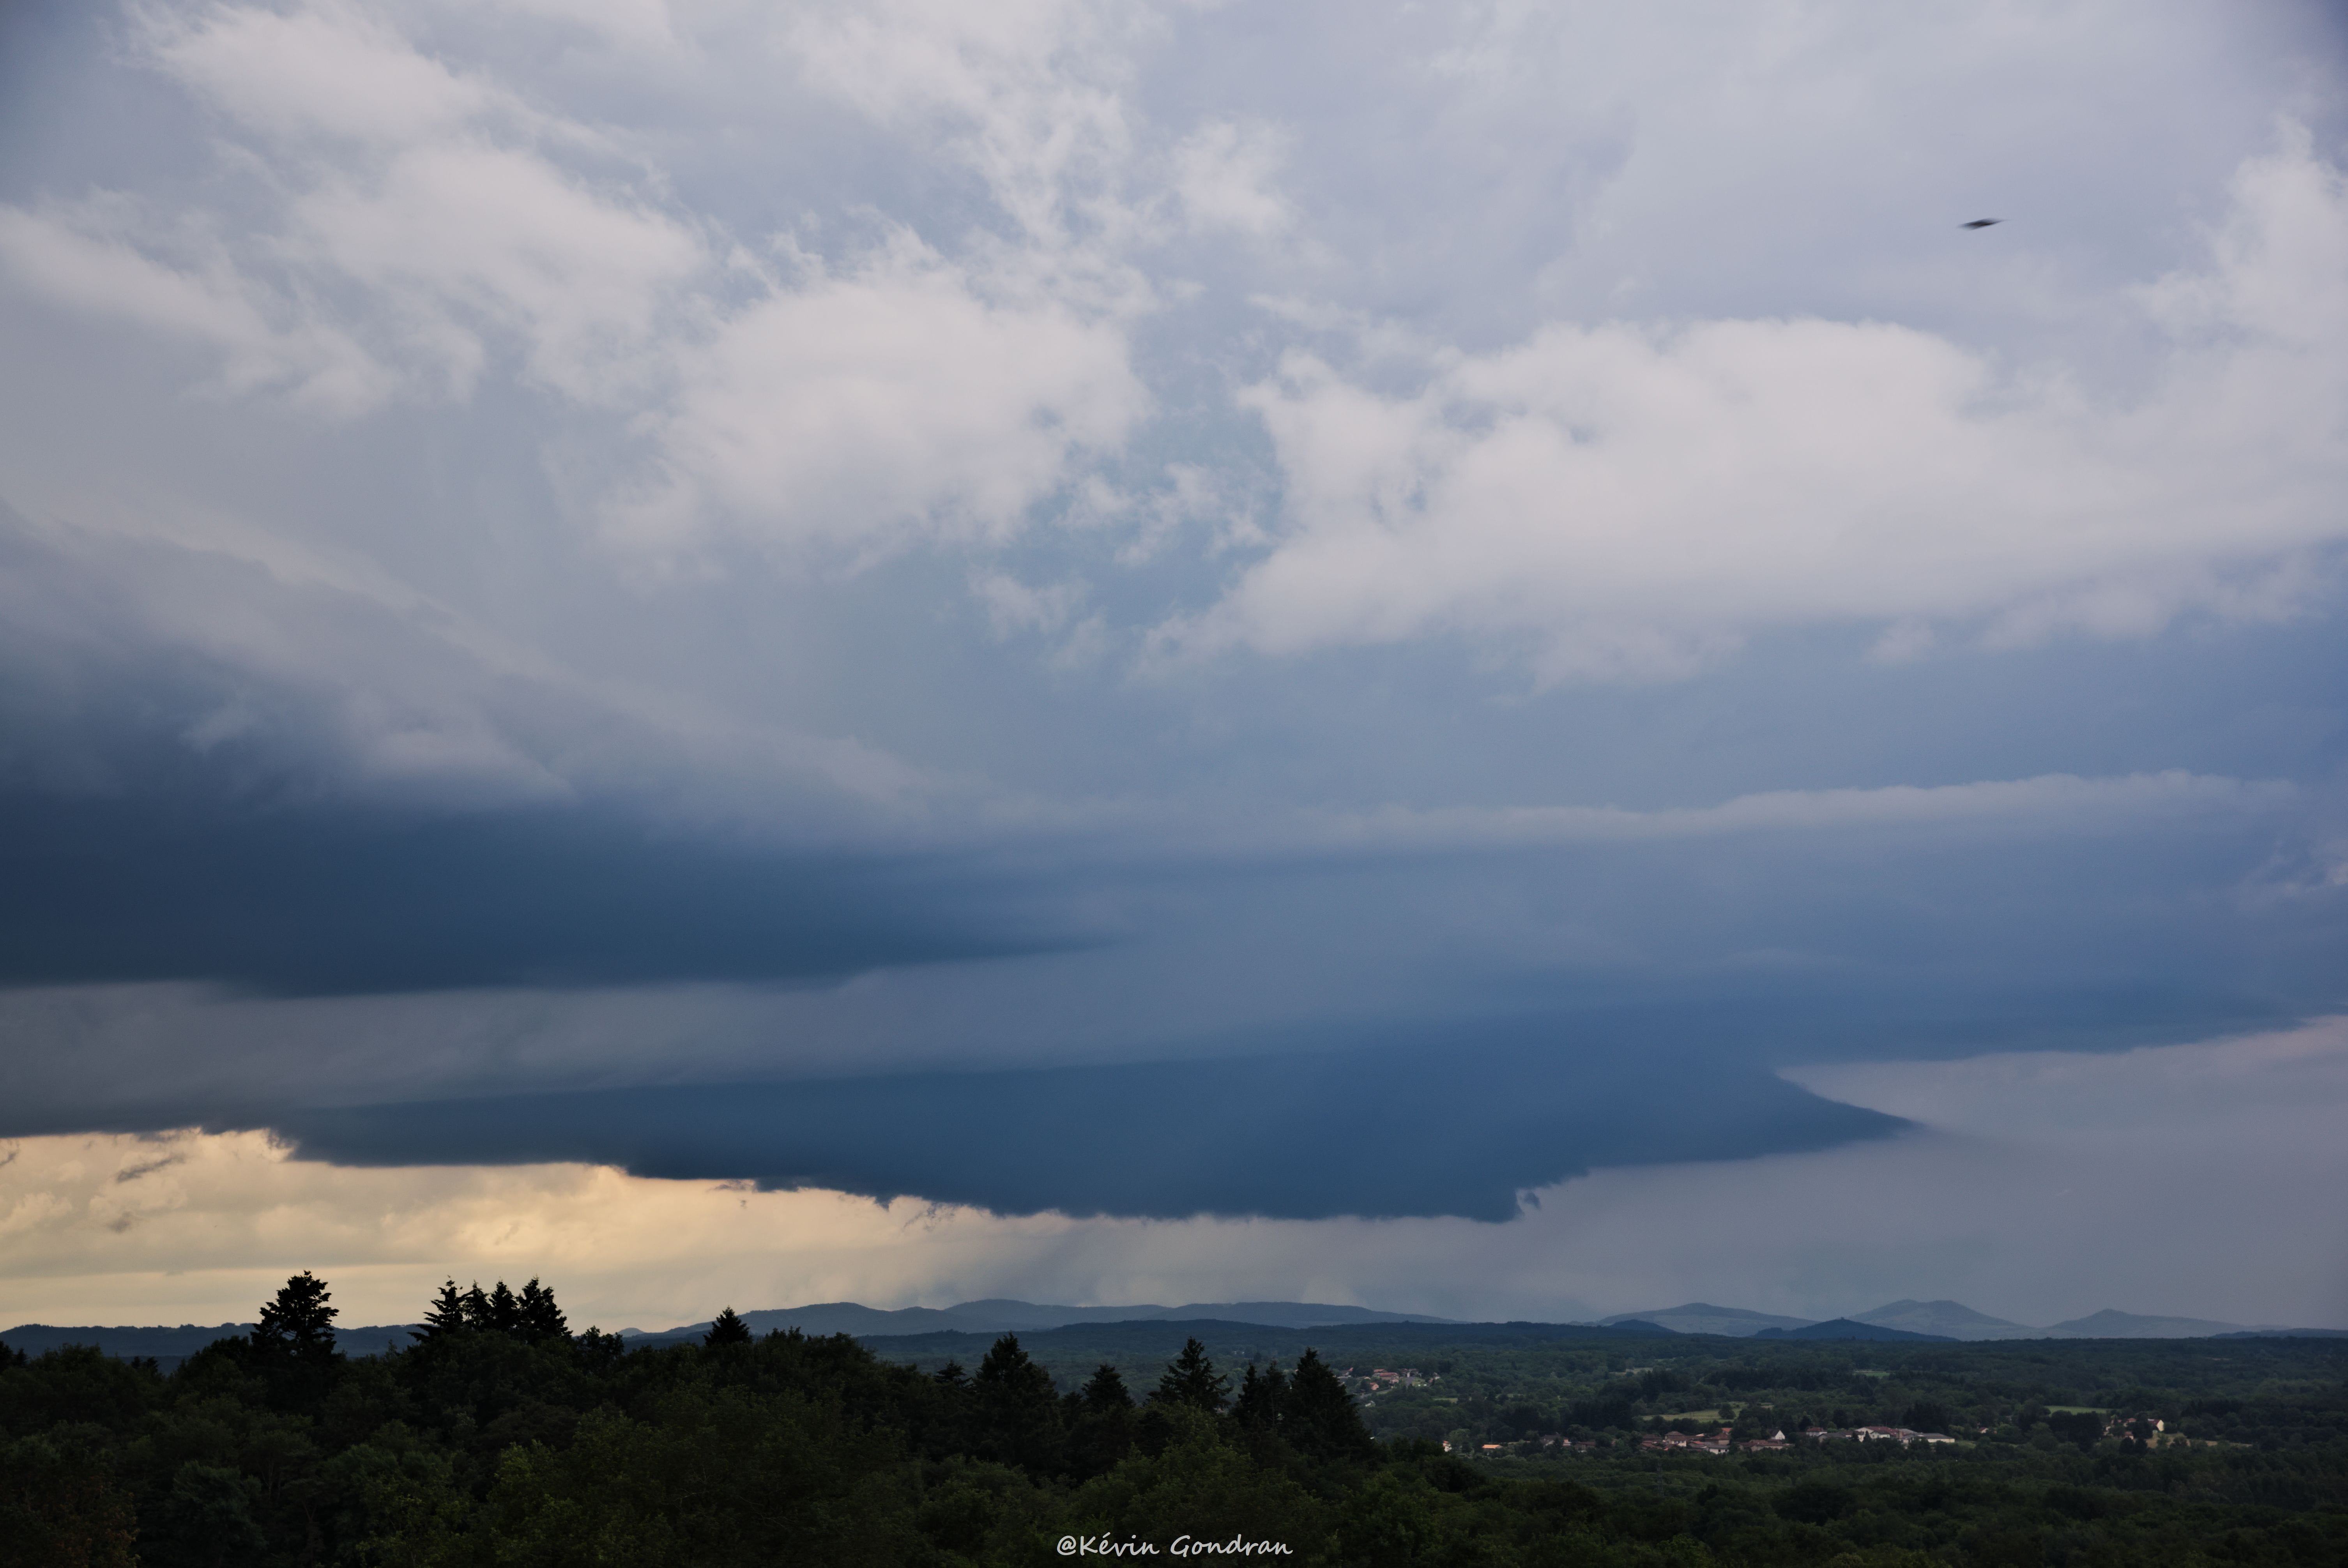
[{"xmin": 10, "ymin": 1284, "xmax": 2333, "ymax": 1344}]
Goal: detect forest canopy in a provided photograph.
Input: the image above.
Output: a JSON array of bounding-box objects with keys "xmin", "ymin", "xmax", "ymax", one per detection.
[{"xmin": 2, "ymin": 1273, "xmax": 2343, "ymax": 1566}]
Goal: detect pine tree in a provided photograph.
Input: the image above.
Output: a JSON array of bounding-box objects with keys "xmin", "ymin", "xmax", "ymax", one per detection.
[
  {"xmin": 1069, "ymin": 1361, "xmax": 1137, "ymax": 1478},
  {"xmin": 1233, "ymin": 1360, "xmax": 1290, "ymax": 1430},
  {"xmin": 1080, "ymin": 1363, "xmax": 1133, "ymax": 1411},
  {"xmin": 974, "ymin": 1334, "xmax": 1062, "ymax": 1471},
  {"xmin": 518, "ymin": 1278, "xmax": 569, "ymax": 1342},
  {"xmin": 414, "ymin": 1279, "xmax": 467, "ymax": 1342},
  {"xmin": 976, "ymin": 1335, "xmax": 1053, "ymax": 1401},
  {"xmin": 934, "ymin": 1360, "xmax": 969, "ymax": 1390},
  {"xmin": 704, "ymin": 1307, "xmax": 752, "ymax": 1347},
  {"xmin": 461, "ymin": 1282, "xmax": 491, "ymax": 1330},
  {"xmin": 1152, "ymin": 1337, "xmax": 1230, "ymax": 1414},
  {"xmin": 252, "ymin": 1271, "xmax": 339, "ymax": 1360},
  {"xmin": 1280, "ymin": 1347, "xmax": 1376, "ymax": 1462},
  {"xmin": 486, "ymin": 1280, "xmax": 522, "ymax": 1335}
]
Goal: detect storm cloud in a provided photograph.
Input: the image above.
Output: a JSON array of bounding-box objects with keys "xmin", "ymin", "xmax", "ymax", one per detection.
[{"xmin": 273, "ymin": 1033, "xmax": 1906, "ymax": 1222}]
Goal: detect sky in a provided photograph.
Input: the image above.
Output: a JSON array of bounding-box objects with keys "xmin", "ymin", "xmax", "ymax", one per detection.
[{"xmin": 0, "ymin": 0, "xmax": 2345, "ymax": 1332}]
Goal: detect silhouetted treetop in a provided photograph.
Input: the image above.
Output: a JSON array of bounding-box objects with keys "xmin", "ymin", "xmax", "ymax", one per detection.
[
  {"xmin": 1234, "ymin": 1359, "xmax": 1290, "ymax": 1430},
  {"xmin": 519, "ymin": 1278, "xmax": 569, "ymax": 1342},
  {"xmin": 487, "ymin": 1280, "xmax": 522, "ymax": 1334},
  {"xmin": 1153, "ymin": 1336, "xmax": 1230, "ymax": 1414},
  {"xmin": 415, "ymin": 1276, "xmax": 573, "ymax": 1344},
  {"xmin": 1080, "ymin": 1362, "xmax": 1134, "ymax": 1411},
  {"xmin": 252, "ymin": 1271, "xmax": 338, "ymax": 1360},
  {"xmin": 1280, "ymin": 1347, "xmax": 1376, "ymax": 1462},
  {"xmin": 416, "ymin": 1279, "xmax": 467, "ymax": 1342},
  {"xmin": 973, "ymin": 1333, "xmax": 1062, "ymax": 1470}
]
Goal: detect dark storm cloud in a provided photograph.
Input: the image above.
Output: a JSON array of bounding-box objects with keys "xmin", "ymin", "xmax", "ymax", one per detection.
[
  {"xmin": 274, "ymin": 1023, "xmax": 1907, "ymax": 1222},
  {"xmin": 0, "ymin": 739, "xmax": 2336, "ymax": 1232},
  {"xmin": 0, "ymin": 788, "xmax": 1070, "ymax": 994}
]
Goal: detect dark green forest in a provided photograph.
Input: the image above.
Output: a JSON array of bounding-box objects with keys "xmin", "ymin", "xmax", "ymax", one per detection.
[{"xmin": 4, "ymin": 1274, "xmax": 2343, "ymax": 1566}]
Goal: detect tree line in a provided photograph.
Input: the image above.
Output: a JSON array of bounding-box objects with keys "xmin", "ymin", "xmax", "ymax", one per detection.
[{"xmin": 3, "ymin": 1271, "xmax": 2341, "ymax": 1566}]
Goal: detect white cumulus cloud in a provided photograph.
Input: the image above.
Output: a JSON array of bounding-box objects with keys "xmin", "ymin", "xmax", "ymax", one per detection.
[
  {"xmin": 1170, "ymin": 133, "xmax": 2348, "ymax": 682},
  {"xmin": 613, "ymin": 235, "xmax": 1146, "ymax": 563}
]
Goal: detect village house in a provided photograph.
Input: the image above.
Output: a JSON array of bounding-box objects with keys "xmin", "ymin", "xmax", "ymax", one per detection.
[
  {"xmin": 1802, "ymin": 1423, "xmax": 1956, "ymax": 1448},
  {"xmin": 1641, "ymin": 1426, "xmax": 1738, "ymax": 1456},
  {"xmin": 1347, "ymin": 1366, "xmax": 1430, "ymax": 1397}
]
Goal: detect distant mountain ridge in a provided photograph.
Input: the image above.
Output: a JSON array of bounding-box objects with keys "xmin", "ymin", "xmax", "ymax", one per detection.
[
  {"xmin": 2041, "ymin": 1308, "xmax": 2276, "ymax": 1339},
  {"xmin": 1851, "ymin": 1300, "xmax": 2037, "ymax": 1342},
  {"xmin": 0, "ymin": 1322, "xmax": 422, "ymax": 1363},
  {"xmin": 1755, "ymin": 1317, "xmax": 1954, "ymax": 1342},
  {"xmin": 1590, "ymin": 1299, "xmax": 2336, "ymax": 1341},
  {"xmin": 13, "ymin": 1298, "xmax": 2339, "ymax": 1362},
  {"xmin": 618, "ymin": 1298, "xmax": 1460, "ymax": 1346},
  {"xmin": 1598, "ymin": 1303, "xmax": 1813, "ymax": 1336}
]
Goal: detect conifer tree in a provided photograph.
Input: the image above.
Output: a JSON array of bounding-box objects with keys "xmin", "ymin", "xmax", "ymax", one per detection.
[
  {"xmin": 1068, "ymin": 1361, "xmax": 1137, "ymax": 1478},
  {"xmin": 461, "ymin": 1281, "xmax": 491, "ymax": 1330},
  {"xmin": 974, "ymin": 1334, "xmax": 1062, "ymax": 1471},
  {"xmin": 518, "ymin": 1278, "xmax": 568, "ymax": 1342},
  {"xmin": 415, "ymin": 1279, "xmax": 467, "ymax": 1342},
  {"xmin": 1079, "ymin": 1363, "xmax": 1133, "ymax": 1411},
  {"xmin": 1152, "ymin": 1337, "xmax": 1230, "ymax": 1413},
  {"xmin": 252, "ymin": 1271, "xmax": 339, "ymax": 1360},
  {"xmin": 934, "ymin": 1360, "xmax": 969, "ymax": 1390},
  {"xmin": 976, "ymin": 1335, "xmax": 1054, "ymax": 1401},
  {"xmin": 1280, "ymin": 1347, "xmax": 1376, "ymax": 1461},
  {"xmin": 486, "ymin": 1280, "xmax": 523, "ymax": 1335},
  {"xmin": 1233, "ymin": 1360, "xmax": 1290, "ymax": 1430},
  {"xmin": 704, "ymin": 1307, "xmax": 752, "ymax": 1347}
]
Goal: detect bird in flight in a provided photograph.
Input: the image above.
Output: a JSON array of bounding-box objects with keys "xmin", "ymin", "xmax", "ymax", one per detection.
[{"xmin": 1961, "ymin": 219, "xmax": 2002, "ymax": 229}]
